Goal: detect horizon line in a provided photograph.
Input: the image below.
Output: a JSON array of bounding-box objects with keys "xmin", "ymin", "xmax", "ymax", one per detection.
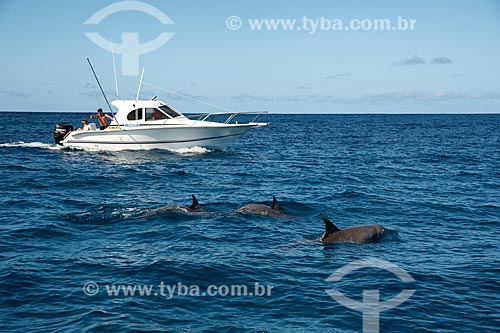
[{"xmin": 0, "ymin": 110, "xmax": 499, "ymax": 115}]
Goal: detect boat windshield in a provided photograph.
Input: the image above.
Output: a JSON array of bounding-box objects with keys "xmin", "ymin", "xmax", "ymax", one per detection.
[
  {"xmin": 143, "ymin": 105, "xmax": 182, "ymax": 121},
  {"xmin": 159, "ymin": 105, "xmax": 181, "ymax": 118}
]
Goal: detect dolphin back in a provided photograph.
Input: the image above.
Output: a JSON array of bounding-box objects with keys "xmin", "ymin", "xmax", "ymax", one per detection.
[{"xmin": 321, "ymin": 221, "xmax": 384, "ymax": 244}]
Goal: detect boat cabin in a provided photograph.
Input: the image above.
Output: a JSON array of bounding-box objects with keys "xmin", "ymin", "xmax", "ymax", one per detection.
[{"xmin": 111, "ymin": 100, "xmax": 187, "ymax": 126}]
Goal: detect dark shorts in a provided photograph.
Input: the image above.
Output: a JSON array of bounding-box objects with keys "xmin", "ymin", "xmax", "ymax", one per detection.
[{"xmin": 100, "ymin": 125, "xmax": 108, "ymax": 130}]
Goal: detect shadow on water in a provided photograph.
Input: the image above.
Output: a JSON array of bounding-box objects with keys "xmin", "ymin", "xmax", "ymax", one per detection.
[
  {"xmin": 381, "ymin": 228, "xmax": 401, "ymax": 242},
  {"xmin": 57, "ymin": 147, "xmax": 240, "ymax": 165},
  {"xmin": 65, "ymin": 206, "xmax": 147, "ymax": 225},
  {"xmin": 65, "ymin": 199, "xmax": 310, "ymax": 225},
  {"xmin": 63, "ymin": 200, "xmax": 264, "ymax": 226}
]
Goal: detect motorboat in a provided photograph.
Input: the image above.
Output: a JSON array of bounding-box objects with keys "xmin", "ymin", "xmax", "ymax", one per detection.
[
  {"xmin": 54, "ymin": 59, "xmax": 268, "ymax": 151},
  {"xmin": 54, "ymin": 99, "xmax": 268, "ymax": 151}
]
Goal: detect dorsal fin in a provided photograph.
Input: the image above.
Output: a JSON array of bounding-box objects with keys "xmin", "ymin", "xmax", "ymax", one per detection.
[
  {"xmin": 190, "ymin": 194, "xmax": 200, "ymax": 210},
  {"xmin": 271, "ymin": 196, "xmax": 280, "ymax": 210},
  {"xmin": 322, "ymin": 217, "xmax": 340, "ymax": 236}
]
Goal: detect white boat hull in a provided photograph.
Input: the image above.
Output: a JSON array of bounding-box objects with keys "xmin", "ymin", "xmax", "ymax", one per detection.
[{"xmin": 60, "ymin": 124, "xmax": 257, "ymax": 151}]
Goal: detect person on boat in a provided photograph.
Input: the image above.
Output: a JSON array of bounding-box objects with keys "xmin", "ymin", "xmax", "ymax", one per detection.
[
  {"xmin": 90, "ymin": 108, "xmax": 114, "ymax": 130},
  {"xmin": 77, "ymin": 119, "xmax": 90, "ymax": 131}
]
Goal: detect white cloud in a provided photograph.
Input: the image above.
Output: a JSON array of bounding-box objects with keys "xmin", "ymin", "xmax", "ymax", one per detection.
[
  {"xmin": 0, "ymin": 88, "xmax": 30, "ymax": 98},
  {"xmin": 430, "ymin": 57, "xmax": 452, "ymax": 65},
  {"xmin": 393, "ymin": 55, "xmax": 426, "ymax": 66}
]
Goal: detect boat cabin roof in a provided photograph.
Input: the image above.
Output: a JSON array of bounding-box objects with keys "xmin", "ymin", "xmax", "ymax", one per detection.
[{"xmin": 111, "ymin": 99, "xmax": 186, "ymax": 124}]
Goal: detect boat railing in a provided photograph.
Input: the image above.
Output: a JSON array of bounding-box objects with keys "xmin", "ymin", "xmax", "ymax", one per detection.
[{"xmin": 188, "ymin": 111, "xmax": 269, "ymax": 124}]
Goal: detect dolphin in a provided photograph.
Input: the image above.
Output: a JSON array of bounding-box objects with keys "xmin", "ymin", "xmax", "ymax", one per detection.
[
  {"xmin": 320, "ymin": 217, "xmax": 384, "ymax": 244},
  {"xmin": 235, "ymin": 196, "xmax": 289, "ymax": 218},
  {"xmin": 141, "ymin": 195, "xmax": 202, "ymax": 218}
]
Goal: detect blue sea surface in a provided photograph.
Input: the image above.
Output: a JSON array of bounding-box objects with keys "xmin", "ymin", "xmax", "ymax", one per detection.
[{"xmin": 0, "ymin": 112, "xmax": 499, "ymax": 332}]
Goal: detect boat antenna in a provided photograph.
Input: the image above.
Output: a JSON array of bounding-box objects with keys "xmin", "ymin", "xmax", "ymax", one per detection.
[
  {"xmin": 86, "ymin": 57, "xmax": 116, "ymax": 117},
  {"xmin": 136, "ymin": 67, "xmax": 145, "ymax": 101},
  {"xmin": 111, "ymin": 41, "xmax": 119, "ymax": 99}
]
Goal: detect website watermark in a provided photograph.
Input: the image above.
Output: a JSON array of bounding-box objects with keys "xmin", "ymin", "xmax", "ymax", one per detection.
[
  {"xmin": 83, "ymin": 281, "xmax": 273, "ymax": 299},
  {"xmin": 226, "ymin": 16, "xmax": 416, "ymax": 33},
  {"xmin": 325, "ymin": 258, "xmax": 416, "ymax": 333}
]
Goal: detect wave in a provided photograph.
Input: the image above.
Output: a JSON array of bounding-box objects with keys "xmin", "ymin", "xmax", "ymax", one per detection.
[
  {"xmin": 66, "ymin": 206, "xmax": 145, "ymax": 224},
  {"xmin": 167, "ymin": 146, "xmax": 212, "ymax": 154},
  {"xmin": 0, "ymin": 141, "xmax": 62, "ymax": 150},
  {"xmin": 58, "ymin": 145, "xmax": 212, "ymax": 155},
  {"xmin": 0, "ymin": 141, "xmax": 211, "ymax": 155}
]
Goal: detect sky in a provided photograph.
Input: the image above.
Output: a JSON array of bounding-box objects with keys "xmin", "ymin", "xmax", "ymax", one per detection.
[{"xmin": 0, "ymin": 0, "xmax": 499, "ymax": 113}]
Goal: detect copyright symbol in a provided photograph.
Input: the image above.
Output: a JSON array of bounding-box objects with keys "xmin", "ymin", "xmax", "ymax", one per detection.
[
  {"xmin": 83, "ymin": 281, "xmax": 99, "ymax": 296},
  {"xmin": 226, "ymin": 16, "xmax": 242, "ymax": 30}
]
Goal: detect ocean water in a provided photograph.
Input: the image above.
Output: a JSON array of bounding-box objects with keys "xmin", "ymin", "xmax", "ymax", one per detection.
[{"xmin": 0, "ymin": 112, "xmax": 499, "ymax": 333}]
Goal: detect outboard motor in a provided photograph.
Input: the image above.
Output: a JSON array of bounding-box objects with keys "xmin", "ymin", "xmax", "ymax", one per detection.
[{"xmin": 54, "ymin": 124, "xmax": 74, "ymax": 145}]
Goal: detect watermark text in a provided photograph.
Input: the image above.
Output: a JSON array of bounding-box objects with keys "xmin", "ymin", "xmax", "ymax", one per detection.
[
  {"xmin": 227, "ymin": 16, "xmax": 416, "ymax": 33},
  {"xmin": 83, "ymin": 281, "xmax": 273, "ymax": 299}
]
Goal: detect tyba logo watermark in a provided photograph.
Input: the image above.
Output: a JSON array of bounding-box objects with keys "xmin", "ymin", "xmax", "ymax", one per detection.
[
  {"xmin": 84, "ymin": 1, "xmax": 174, "ymax": 76},
  {"xmin": 325, "ymin": 257, "xmax": 416, "ymax": 333}
]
